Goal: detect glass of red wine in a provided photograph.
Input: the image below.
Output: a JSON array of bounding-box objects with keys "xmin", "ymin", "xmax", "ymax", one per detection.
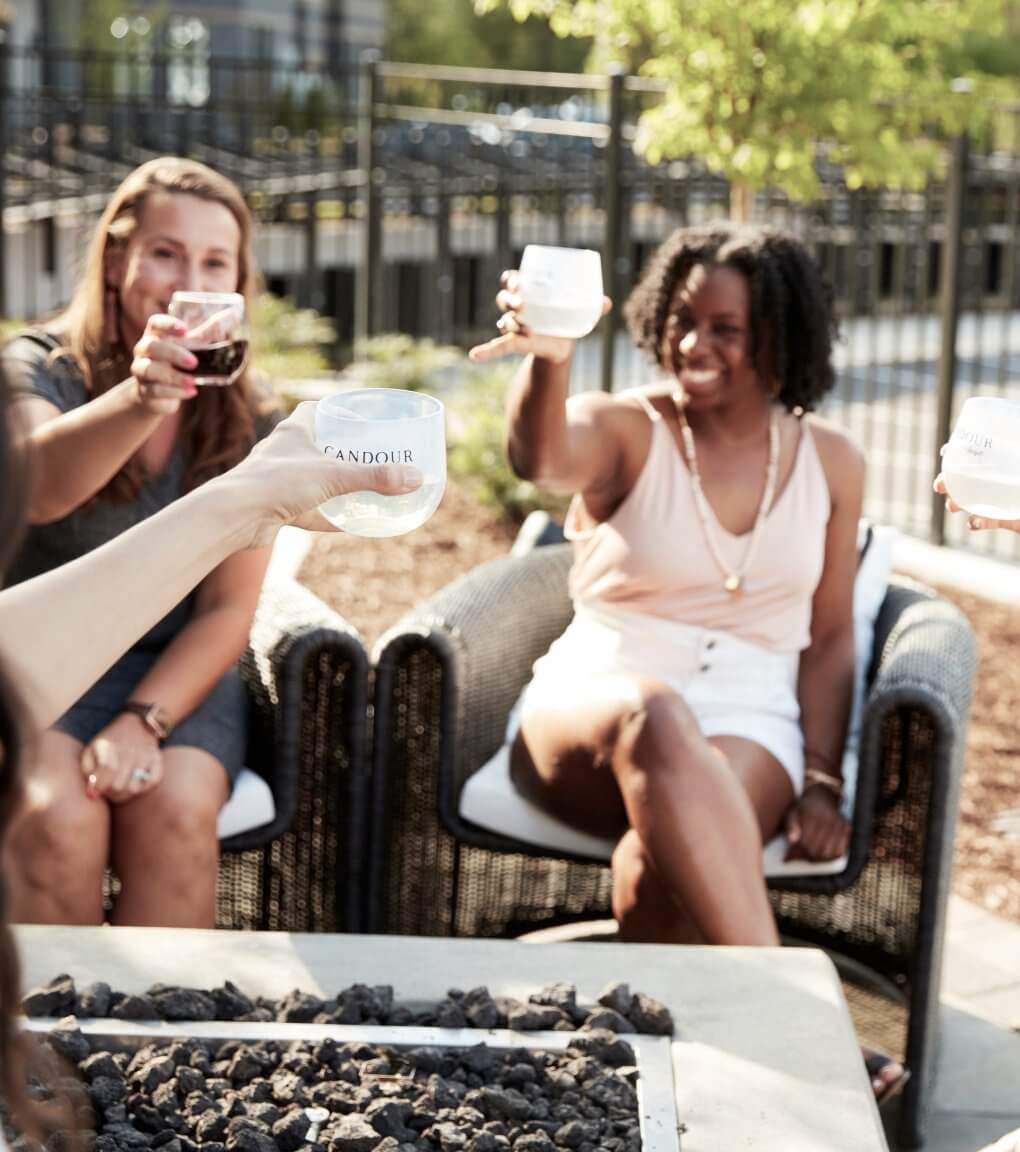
[{"xmin": 168, "ymin": 291, "xmax": 249, "ymax": 387}]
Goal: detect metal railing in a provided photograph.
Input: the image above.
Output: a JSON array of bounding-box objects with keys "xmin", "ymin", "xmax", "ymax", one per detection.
[{"xmin": 2, "ymin": 43, "xmax": 1018, "ymax": 558}]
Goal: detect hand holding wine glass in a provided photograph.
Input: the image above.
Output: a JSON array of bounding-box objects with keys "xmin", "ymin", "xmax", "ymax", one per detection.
[
  {"xmin": 168, "ymin": 291, "xmax": 249, "ymax": 386},
  {"xmin": 469, "ymin": 247, "xmax": 612, "ymax": 366}
]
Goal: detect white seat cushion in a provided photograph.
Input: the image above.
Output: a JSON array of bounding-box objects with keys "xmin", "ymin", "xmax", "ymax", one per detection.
[
  {"xmin": 217, "ymin": 767, "xmax": 276, "ymax": 841},
  {"xmin": 460, "ymin": 744, "xmax": 848, "ymax": 878},
  {"xmin": 459, "ymin": 521, "xmax": 896, "ymax": 880}
]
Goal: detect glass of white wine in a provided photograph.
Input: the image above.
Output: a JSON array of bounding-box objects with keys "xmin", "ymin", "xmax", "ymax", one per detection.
[
  {"xmin": 314, "ymin": 388, "xmax": 446, "ymax": 537},
  {"xmin": 940, "ymin": 396, "xmax": 1020, "ymax": 519},
  {"xmin": 518, "ymin": 244, "xmax": 604, "ymax": 339}
]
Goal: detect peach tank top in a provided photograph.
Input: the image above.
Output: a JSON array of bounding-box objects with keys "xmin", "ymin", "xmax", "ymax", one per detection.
[{"xmin": 565, "ymin": 394, "xmax": 831, "ymax": 654}]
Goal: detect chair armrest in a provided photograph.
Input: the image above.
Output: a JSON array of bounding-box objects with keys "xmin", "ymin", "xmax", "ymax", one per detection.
[
  {"xmin": 864, "ymin": 577, "xmax": 976, "ymax": 791},
  {"xmin": 225, "ymin": 575, "xmax": 370, "ymax": 860},
  {"xmin": 773, "ymin": 577, "xmax": 975, "ymax": 897},
  {"xmin": 372, "ymin": 544, "xmax": 574, "ymax": 829}
]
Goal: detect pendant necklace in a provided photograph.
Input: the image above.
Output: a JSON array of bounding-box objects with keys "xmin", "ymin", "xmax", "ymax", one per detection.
[{"xmin": 673, "ymin": 391, "xmax": 780, "ymax": 595}]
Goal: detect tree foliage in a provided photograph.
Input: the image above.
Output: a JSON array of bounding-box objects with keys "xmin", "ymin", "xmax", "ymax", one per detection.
[
  {"xmin": 475, "ymin": 0, "xmax": 1018, "ymax": 202},
  {"xmin": 388, "ymin": 0, "xmax": 590, "ymax": 72}
]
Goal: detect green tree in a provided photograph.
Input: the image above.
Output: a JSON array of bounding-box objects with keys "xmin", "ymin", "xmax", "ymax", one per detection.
[
  {"xmin": 77, "ymin": 1, "xmax": 168, "ymax": 99},
  {"xmin": 477, "ymin": 0, "xmax": 1018, "ymax": 217},
  {"xmin": 388, "ymin": 0, "xmax": 590, "ymax": 72}
]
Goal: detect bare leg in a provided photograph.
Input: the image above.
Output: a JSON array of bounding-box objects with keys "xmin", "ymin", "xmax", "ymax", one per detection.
[
  {"xmin": 109, "ymin": 747, "xmax": 228, "ymax": 927},
  {"xmin": 513, "ymin": 675, "xmax": 792, "ymax": 945},
  {"xmin": 611, "ymin": 828, "xmax": 704, "ymax": 944},
  {"xmin": 5, "ymin": 730, "xmax": 110, "ymax": 924}
]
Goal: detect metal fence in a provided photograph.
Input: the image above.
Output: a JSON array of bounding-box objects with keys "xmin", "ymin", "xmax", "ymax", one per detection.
[{"xmin": 2, "ymin": 42, "xmax": 1018, "ymax": 559}]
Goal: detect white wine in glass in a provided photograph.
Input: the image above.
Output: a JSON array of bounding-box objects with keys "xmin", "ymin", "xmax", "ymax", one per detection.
[{"xmin": 315, "ymin": 388, "xmax": 446, "ymax": 537}]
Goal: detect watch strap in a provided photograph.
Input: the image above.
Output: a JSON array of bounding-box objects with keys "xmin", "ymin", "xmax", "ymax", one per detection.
[{"xmin": 122, "ymin": 701, "xmax": 173, "ymax": 741}]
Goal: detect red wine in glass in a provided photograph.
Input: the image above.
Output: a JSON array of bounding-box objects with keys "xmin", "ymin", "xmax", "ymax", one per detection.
[
  {"xmin": 190, "ymin": 339, "xmax": 249, "ymax": 385},
  {"xmin": 168, "ymin": 291, "xmax": 249, "ymax": 386}
]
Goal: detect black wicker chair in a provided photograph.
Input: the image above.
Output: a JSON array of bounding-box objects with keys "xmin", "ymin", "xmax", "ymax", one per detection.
[
  {"xmin": 215, "ymin": 575, "xmax": 371, "ymax": 934},
  {"xmin": 369, "ymin": 542, "xmax": 976, "ymax": 1148}
]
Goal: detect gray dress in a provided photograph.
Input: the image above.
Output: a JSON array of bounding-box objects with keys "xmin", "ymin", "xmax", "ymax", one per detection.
[{"xmin": 3, "ymin": 331, "xmax": 271, "ymax": 787}]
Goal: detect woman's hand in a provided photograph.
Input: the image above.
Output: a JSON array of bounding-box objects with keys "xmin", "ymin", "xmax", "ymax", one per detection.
[
  {"xmin": 468, "ymin": 270, "xmax": 611, "ymax": 366},
  {"xmin": 934, "ymin": 472, "xmax": 1020, "ymax": 533},
  {"xmin": 81, "ymin": 714, "xmax": 164, "ymax": 804},
  {"xmin": 130, "ymin": 315, "xmax": 199, "ymax": 414},
  {"xmin": 222, "ymin": 402, "xmax": 424, "ymax": 549},
  {"xmin": 783, "ymin": 785, "xmax": 850, "ymax": 862}
]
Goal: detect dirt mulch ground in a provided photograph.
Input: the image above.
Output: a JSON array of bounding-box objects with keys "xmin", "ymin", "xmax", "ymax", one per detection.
[{"xmin": 299, "ymin": 483, "xmax": 1020, "ymax": 925}]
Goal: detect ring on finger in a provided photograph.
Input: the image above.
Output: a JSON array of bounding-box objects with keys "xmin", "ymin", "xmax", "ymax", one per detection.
[{"xmin": 131, "ymin": 766, "xmax": 154, "ymax": 785}]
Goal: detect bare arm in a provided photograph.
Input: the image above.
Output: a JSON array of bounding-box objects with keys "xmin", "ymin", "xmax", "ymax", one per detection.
[
  {"xmin": 124, "ymin": 546, "xmax": 271, "ymax": 725},
  {"xmin": 0, "ymin": 404, "xmax": 421, "ymax": 730},
  {"xmin": 788, "ymin": 421, "xmax": 865, "ymax": 860},
  {"xmin": 9, "ymin": 317, "xmax": 199, "ymax": 523},
  {"xmin": 17, "ymin": 389, "xmax": 166, "ymax": 523},
  {"xmin": 470, "ymin": 270, "xmax": 624, "ymax": 495}
]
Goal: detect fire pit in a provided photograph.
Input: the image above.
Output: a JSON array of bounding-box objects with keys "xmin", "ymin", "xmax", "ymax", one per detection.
[
  {"xmin": 16, "ymin": 926, "xmax": 891, "ymax": 1152},
  {"xmin": 22, "ymin": 978, "xmax": 678, "ymax": 1152}
]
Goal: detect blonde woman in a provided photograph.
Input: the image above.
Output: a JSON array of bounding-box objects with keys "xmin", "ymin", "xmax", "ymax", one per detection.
[{"xmin": 2, "ymin": 157, "xmax": 279, "ymax": 929}]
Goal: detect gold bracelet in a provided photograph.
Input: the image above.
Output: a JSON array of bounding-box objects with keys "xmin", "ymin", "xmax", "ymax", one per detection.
[
  {"xmin": 804, "ymin": 766, "xmax": 843, "ymax": 797},
  {"xmin": 804, "ymin": 747, "xmax": 837, "ymax": 772}
]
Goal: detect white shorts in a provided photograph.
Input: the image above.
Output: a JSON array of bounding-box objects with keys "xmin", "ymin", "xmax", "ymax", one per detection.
[{"xmin": 509, "ymin": 601, "xmax": 805, "ymax": 795}]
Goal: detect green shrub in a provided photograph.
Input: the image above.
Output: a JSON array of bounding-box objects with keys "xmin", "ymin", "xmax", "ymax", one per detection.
[
  {"xmin": 252, "ymin": 293, "xmax": 336, "ymax": 382},
  {"xmin": 445, "ymin": 362, "xmax": 568, "ymax": 525},
  {"xmin": 342, "ymin": 333, "xmax": 462, "ymax": 392}
]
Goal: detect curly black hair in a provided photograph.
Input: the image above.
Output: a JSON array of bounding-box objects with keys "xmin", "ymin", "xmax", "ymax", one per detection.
[{"xmin": 623, "ymin": 222, "xmax": 839, "ymax": 412}]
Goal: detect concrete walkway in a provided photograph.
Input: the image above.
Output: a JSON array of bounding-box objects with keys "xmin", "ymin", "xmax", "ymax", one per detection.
[
  {"xmin": 889, "ymin": 538, "xmax": 1019, "ymax": 1151},
  {"xmin": 899, "ymin": 896, "xmax": 1020, "ymax": 1152}
]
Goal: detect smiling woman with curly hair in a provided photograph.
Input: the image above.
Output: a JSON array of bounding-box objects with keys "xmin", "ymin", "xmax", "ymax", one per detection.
[{"xmin": 469, "ymin": 221, "xmax": 907, "ymax": 1104}]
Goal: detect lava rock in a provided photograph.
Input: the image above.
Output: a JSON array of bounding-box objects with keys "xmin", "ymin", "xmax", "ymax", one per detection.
[
  {"xmin": 463, "ymin": 1089, "xmax": 532, "ymax": 1124},
  {"xmin": 24, "ymin": 975, "xmax": 77, "ymax": 1018},
  {"xmin": 46, "ymin": 1019, "xmax": 90, "ymax": 1065},
  {"xmin": 329, "ymin": 1114, "xmax": 382, "ymax": 1152},
  {"xmin": 277, "ymin": 990, "xmax": 324, "ymax": 1023},
  {"xmin": 566, "ymin": 1031, "xmax": 634, "ymax": 1068},
  {"xmin": 553, "ymin": 1121, "xmax": 600, "ymax": 1149},
  {"xmin": 461, "ymin": 989, "xmax": 501, "ymax": 1030},
  {"xmin": 111, "ymin": 995, "xmax": 159, "ymax": 1021},
  {"xmin": 626, "ymin": 992, "xmax": 673, "ymax": 1035},
  {"xmin": 595, "ymin": 982, "xmax": 633, "ymax": 1019},
  {"xmin": 268, "ymin": 1112, "xmax": 307, "ymax": 1151},
  {"xmin": 503, "ymin": 1004, "xmax": 566, "ymax": 1032},
  {"xmin": 212, "ymin": 982, "xmax": 254, "ymax": 1020},
  {"xmin": 74, "ymin": 981, "xmax": 111, "ymax": 1018},
  {"xmin": 148, "ymin": 987, "xmax": 217, "ymax": 1023},
  {"xmin": 80, "ymin": 1053, "xmax": 123, "ymax": 1082},
  {"xmin": 366, "ymin": 1099, "xmax": 416, "ymax": 1142},
  {"xmin": 89, "ymin": 1077, "xmax": 127, "ymax": 1113},
  {"xmin": 580, "ymin": 1008, "xmax": 634, "ymax": 1034}
]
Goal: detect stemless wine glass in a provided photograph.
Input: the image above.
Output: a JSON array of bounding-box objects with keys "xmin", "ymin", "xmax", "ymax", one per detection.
[
  {"xmin": 940, "ymin": 396, "xmax": 1020, "ymax": 519},
  {"xmin": 517, "ymin": 245, "xmax": 604, "ymax": 339},
  {"xmin": 168, "ymin": 290, "xmax": 249, "ymax": 386},
  {"xmin": 314, "ymin": 388, "xmax": 446, "ymax": 538}
]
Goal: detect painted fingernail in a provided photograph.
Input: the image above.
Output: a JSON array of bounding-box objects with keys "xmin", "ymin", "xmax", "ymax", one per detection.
[{"xmin": 85, "ymin": 773, "xmax": 99, "ymax": 800}]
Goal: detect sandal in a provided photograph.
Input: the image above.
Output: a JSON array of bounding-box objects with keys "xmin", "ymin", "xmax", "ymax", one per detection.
[{"xmin": 864, "ymin": 1049, "xmax": 911, "ymax": 1104}]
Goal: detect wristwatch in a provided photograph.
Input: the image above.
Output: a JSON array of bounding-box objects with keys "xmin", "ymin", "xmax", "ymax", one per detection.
[{"xmin": 122, "ymin": 701, "xmax": 174, "ymax": 741}]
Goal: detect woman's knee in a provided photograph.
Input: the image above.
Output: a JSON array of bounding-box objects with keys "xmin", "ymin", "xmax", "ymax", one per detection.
[
  {"xmin": 10, "ymin": 784, "xmax": 108, "ymax": 890},
  {"xmin": 611, "ymin": 678, "xmax": 700, "ymax": 778}
]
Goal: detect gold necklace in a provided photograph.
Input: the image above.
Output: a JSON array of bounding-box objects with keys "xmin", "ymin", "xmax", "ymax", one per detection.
[{"xmin": 673, "ymin": 392, "xmax": 781, "ymax": 595}]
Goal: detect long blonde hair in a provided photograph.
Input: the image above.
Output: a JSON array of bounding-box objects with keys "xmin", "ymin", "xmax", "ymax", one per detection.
[{"xmin": 56, "ymin": 157, "xmax": 267, "ymax": 502}]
